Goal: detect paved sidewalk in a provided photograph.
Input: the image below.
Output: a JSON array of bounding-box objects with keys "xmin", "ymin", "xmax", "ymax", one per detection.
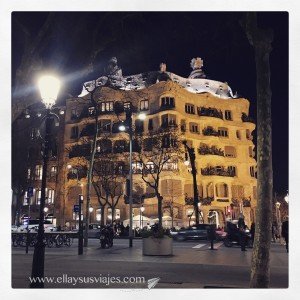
[{"xmin": 12, "ymin": 240, "xmax": 288, "ymax": 288}]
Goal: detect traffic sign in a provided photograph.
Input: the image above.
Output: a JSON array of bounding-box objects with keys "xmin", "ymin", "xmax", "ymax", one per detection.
[
  {"xmin": 27, "ymin": 187, "xmax": 34, "ymax": 197},
  {"xmin": 73, "ymin": 205, "xmax": 80, "ymax": 213}
]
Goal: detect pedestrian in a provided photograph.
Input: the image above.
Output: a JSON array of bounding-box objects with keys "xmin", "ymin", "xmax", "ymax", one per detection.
[
  {"xmin": 238, "ymin": 214, "xmax": 247, "ymax": 251},
  {"xmin": 281, "ymin": 216, "xmax": 289, "ymax": 253},
  {"xmin": 250, "ymin": 222, "xmax": 255, "ymax": 247}
]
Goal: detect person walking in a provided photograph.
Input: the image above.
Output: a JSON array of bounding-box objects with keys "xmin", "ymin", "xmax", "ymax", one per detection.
[
  {"xmin": 238, "ymin": 214, "xmax": 247, "ymax": 251},
  {"xmin": 281, "ymin": 216, "xmax": 289, "ymax": 253},
  {"xmin": 250, "ymin": 222, "xmax": 255, "ymax": 247}
]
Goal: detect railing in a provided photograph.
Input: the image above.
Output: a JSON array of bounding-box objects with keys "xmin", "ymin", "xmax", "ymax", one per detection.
[
  {"xmin": 68, "ymin": 144, "xmax": 91, "ymax": 158},
  {"xmin": 185, "ymin": 196, "xmax": 213, "ymax": 206},
  {"xmin": 198, "ymin": 144, "xmax": 224, "ymax": 156},
  {"xmin": 198, "ymin": 107, "xmax": 223, "ymax": 119},
  {"xmin": 201, "ymin": 166, "xmax": 235, "ymax": 177},
  {"xmin": 202, "ymin": 126, "xmax": 219, "ymax": 137},
  {"xmin": 241, "ymin": 113, "xmax": 255, "ymax": 123}
]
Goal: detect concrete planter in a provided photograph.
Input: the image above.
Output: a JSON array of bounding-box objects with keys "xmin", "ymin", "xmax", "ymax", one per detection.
[{"xmin": 142, "ymin": 236, "xmax": 173, "ymax": 256}]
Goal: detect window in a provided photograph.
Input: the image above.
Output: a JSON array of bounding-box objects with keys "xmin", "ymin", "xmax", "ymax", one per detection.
[
  {"xmin": 27, "ymin": 168, "xmax": 31, "ymax": 180},
  {"xmin": 99, "ymin": 119, "xmax": 111, "ymax": 133},
  {"xmin": 100, "ymin": 101, "xmax": 114, "ymax": 113},
  {"xmin": 216, "ymin": 183, "xmax": 228, "ymax": 198},
  {"xmin": 163, "ymin": 161, "xmax": 178, "ymax": 171},
  {"xmin": 250, "ymin": 166, "xmax": 256, "ymax": 178},
  {"xmin": 36, "ymin": 190, "xmax": 41, "ymax": 205},
  {"xmin": 47, "ymin": 189, "xmax": 55, "ymax": 204},
  {"xmin": 107, "ymin": 208, "xmax": 120, "ymax": 221},
  {"xmin": 161, "ymin": 97, "xmax": 175, "ymax": 108},
  {"xmin": 225, "ymin": 110, "xmax": 232, "ymax": 120},
  {"xmin": 23, "ymin": 192, "xmax": 29, "ymax": 205},
  {"xmin": 246, "ymin": 129, "xmax": 252, "ymax": 140},
  {"xmin": 249, "ymin": 146, "xmax": 254, "ymax": 158},
  {"xmin": 224, "ymin": 146, "xmax": 236, "ymax": 157},
  {"xmin": 132, "ymin": 162, "xmax": 143, "ymax": 174},
  {"xmin": 135, "ymin": 119, "xmax": 144, "ymax": 133},
  {"xmin": 185, "ymin": 103, "xmax": 195, "ymax": 114},
  {"xmin": 207, "ymin": 182, "xmax": 214, "ymax": 198},
  {"xmin": 218, "ymin": 127, "xmax": 228, "ymax": 137},
  {"xmin": 50, "ymin": 166, "xmax": 57, "ymax": 177},
  {"xmin": 236, "ymin": 130, "xmax": 241, "ymax": 139},
  {"xmin": 189, "ymin": 122, "xmax": 199, "ymax": 133},
  {"xmin": 148, "ymin": 119, "xmax": 153, "ymax": 131},
  {"xmin": 71, "ymin": 108, "xmax": 78, "ymax": 119},
  {"xmin": 228, "ymin": 166, "xmax": 237, "ymax": 176},
  {"xmin": 161, "ymin": 114, "xmax": 176, "ymax": 127},
  {"xmin": 70, "ymin": 126, "xmax": 79, "ymax": 139},
  {"xmin": 35, "ymin": 165, "xmax": 43, "ymax": 180},
  {"xmin": 96, "ymin": 209, "xmax": 102, "ymax": 221},
  {"xmin": 123, "ymin": 102, "xmax": 131, "ymax": 111},
  {"xmin": 88, "ymin": 106, "xmax": 95, "ymax": 116},
  {"xmin": 140, "ymin": 100, "xmax": 149, "ymax": 111}
]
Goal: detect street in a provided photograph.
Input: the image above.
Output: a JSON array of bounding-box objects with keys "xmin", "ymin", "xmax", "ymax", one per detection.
[{"xmin": 12, "ymin": 239, "xmax": 288, "ymax": 288}]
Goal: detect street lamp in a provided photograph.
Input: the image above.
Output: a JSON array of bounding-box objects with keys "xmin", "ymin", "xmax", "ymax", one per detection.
[
  {"xmin": 183, "ymin": 141, "xmax": 200, "ymax": 225},
  {"xmin": 284, "ymin": 193, "xmax": 289, "ymax": 204},
  {"xmin": 30, "ymin": 74, "xmax": 60, "ymax": 288},
  {"xmin": 89, "ymin": 207, "xmax": 94, "ymax": 223},
  {"xmin": 140, "ymin": 206, "xmax": 145, "ymax": 228},
  {"xmin": 275, "ymin": 201, "xmax": 282, "ymax": 243},
  {"xmin": 118, "ymin": 106, "xmax": 147, "ymax": 248}
]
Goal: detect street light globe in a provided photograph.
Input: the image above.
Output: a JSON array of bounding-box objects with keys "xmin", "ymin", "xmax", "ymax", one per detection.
[
  {"xmin": 184, "ymin": 160, "xmax": 190, "ymax": 166},
  {"xmin": 275, "ymin": 201, "xmax": 281, "ymax": 208},
  {"xmin": 137, "ymin": 112, "xmax": 147, "ymax": 120},
  {"xmin": 44, "ymin": 207, "xmax": 49, "ymax": 213},
  {"xmin": 89, "ymin": 207, "xmax": 94, "ymax": 213},
  {"xmin": 284, "ymin": 194, "xmax": 289, "ymax": 204},
  {"xmin": 119, "ymin": 123, "xmax": 126, "ymax": 132},
  {"xmin": 38, "ymin": 75, "xmax": 61, "ymax": 109},
  {"xmin": 140, "ymin": 206, "xmax": 145, "ymax": 213},
  {"xmin": 67, "ymin": 164, "xmax": 72, "ymax": 169}
]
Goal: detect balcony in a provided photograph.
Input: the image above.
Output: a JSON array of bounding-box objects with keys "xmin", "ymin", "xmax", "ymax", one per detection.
[
  {"xmin": 241, "ymin": 113, "xmax": 255, "ymax": 123},
  {"xmin": 231, "ymin": 197, "xmax": 252, "ymax": 207},
  {"xmin": 198, "ymin": 107, "xmax": 223, "ymax": 119},
  {"xmin": 202, "ymin": 126, "xmax": 219, "ymax": 137},
  {"xmin": 201, "ymin": 166, "xmax": 235, "ymax": 177},
  {"xmin": 198, "ymin": 144, "xmax": 224, "ymax": 156},
  {"xmin": 185, "ymin": 196, "xmax": 213, "ymax": 206},
  {"xmin": 67, "ymin": 166, "xmax": 87, "ymax": 180},
  {"xmin": 161, "ymin": 121, "xmax": 178, "ymax": 129},
  {"xmin": 68, "ymin": 144, "xmax": 91, "ymax": 158}
]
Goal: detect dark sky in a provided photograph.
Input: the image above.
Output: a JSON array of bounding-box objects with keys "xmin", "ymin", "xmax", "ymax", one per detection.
[{"xmin": 12, "ymin": 12, "xmax": 288, "ymax": 194}]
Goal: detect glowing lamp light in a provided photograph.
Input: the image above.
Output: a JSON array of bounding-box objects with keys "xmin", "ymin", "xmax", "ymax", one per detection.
[
  {"xmin": 38, "ymin": 75, "xmax": 61, "ymax": 109},
  {"xmin": 138, "ymin": 112, "xmax": 147, "ymax": 120},
  {"xmin": 43, "ymin": 207, "xmax": 49, "ymax": 213},
  {"xmin": 140, "ymin": 206, "xmax": 145, "ymax": 213},
  {"xmin": 275, "ymin": 201, "xmax": 281, "ymax": 209},
  {"xmin": 284, "ymin": 193, "xmax": 289, "ymax": 204},
  {"xmin": 184, "ymin": 160, "xmax": 190, "ymax": 166},
  {"xmin": 119, "ymin": 123, "xmax": 126, "ymax": 132},
  {"xmin": 89, "ymin": 207, "xmax": 94, "ymax": 213},
  {"xmin": 67, "ymin": 164, "xmax": 72, "ymax": 169}
]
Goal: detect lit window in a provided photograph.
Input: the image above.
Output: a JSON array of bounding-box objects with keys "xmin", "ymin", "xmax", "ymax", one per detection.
[
  {"xmin": 140, "ymin": 100, "xmax": 149, "ymax": 111},
  {"xmin": 47, "ymin": 189, "xmax": 55, "ymax": 204},
  {"xmin": 124, "ymin": 102, "xmax": 131, "ymax": 110},
  {"xmin": 35, "ymin": 165, "xmax": 43, "ymax": 180},
  {"xmin": 36, "ymin": 190, "xmax": 41, "ymax": 205},
  {"xmin": 225, "ymin": 110, "xmax": 232, "ymax": 120},
  {"xmin": 50, "ymin": 166, "xmax": 57, "ymax": 177},
  {"xmin": 185, "ymin": 104, "xmax": 195, "ymax": 114},
  {"xmin": 100, "ymin": 101, "xmax": 114, "ymax": 112},
  {"xmin": 88, "ymin": 106, "xmax": 95, "ymax": 115},
  {"xmin": 132, "ymin": 162, "xmax": 143, "ymax": 174},
  {"xmin": 27, "ymin": 168, "xmax": 31, "ymax": 180},
  {"xmin": 23, "ymin": 192, "xmax": 29, "ymax": 205}
]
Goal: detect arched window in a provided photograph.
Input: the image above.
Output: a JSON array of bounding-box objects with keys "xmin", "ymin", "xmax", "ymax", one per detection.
[{"xmin": 216, "ymin": 183, "xmax": 228, "ymax": 198}]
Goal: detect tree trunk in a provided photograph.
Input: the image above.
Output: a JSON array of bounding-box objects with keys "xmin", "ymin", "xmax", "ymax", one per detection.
[
  {"xmin": 100, "ymin": 205, "xmax": 105, "ymax": 226},
  {"xmin": 241, "ymin": 13, "xmax": 274, "ymax": 288},
  {"xmin": 157, "ymin": 194, "xmax": 163, "ymax": 228}
]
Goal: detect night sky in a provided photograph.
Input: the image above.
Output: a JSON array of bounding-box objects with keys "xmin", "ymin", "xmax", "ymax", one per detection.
[{"xmin": 12, "ymin": 12, "xmax": 288, "ymax": 194}]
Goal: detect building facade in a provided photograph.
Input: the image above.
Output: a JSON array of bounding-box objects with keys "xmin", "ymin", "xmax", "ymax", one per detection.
[{"xmin": 16, "ymin": 57, "xmax": 257, "ymax": 229}]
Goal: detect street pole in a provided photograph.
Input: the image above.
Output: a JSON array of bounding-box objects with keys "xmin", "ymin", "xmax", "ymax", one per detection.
[
  {"xmin": 127, "ymin": 110, "xmax": 134, "ymax": 248},
  {"xmin": 183, "ymin": 142, "xmax": 199, "ymax": 225},
  {"xmin": 30, "ymin": 109, "xmax": 51, "ymax": 288},
  {"xmin": 78, "ymin": 194, "xmax": 83, "ymax": 255}
]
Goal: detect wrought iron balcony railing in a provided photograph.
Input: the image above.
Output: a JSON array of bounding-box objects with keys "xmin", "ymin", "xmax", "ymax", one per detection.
[
  {"xmin": 198, "ymin": 107, "xmax": 223, "ymax": 119},
  {"xmin": 198, "ymin": 144, "xmax": 224, "ymax": 156},
  {"xmin": 201, "ymin": 166, "xmax": 235, "ymax": 177}
]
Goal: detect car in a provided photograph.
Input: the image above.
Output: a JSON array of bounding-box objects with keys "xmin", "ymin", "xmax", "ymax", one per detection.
[
  {"xmin": 17, "ymin": 220, "xmax": 57, "ymax": 232},
  {"xmin": 171, "ymin": 224, "xmax": 224, "ymax": 241}
]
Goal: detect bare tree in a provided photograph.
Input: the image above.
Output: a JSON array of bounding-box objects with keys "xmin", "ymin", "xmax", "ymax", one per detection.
[
  {"xmin": 135, "ymin": 127, "xmax": 183, "ymax": 228},
  {"xmin": 241, "ymin": 12, "xmax": 274, "ymax": 288}
]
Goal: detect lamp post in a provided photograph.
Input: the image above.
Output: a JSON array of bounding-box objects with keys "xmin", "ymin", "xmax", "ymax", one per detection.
[
  {"xmin": 119, "ymin": 105, "xmax": 146, "ymax": 248},
  {"xmin": 30, "ymin": 75, "xmax": 60, "ymax": 288},
  {"xmin": 67, "ymin": 164, "xmax": 84, "ymax": 254},
  {"xmin": 140, "ymin": 205, "xmax": 145, "ymax": 228},
  {"xmin": 275, "ymin": 201, "xmax": 282, "ymax": 243},
  {"xmin": 89, "ymin": 207, "xmax": 94, "ymax": 223},
  {"xmin": 183, "ymin": 141, "xmax": 199, "ymax": 225}
]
